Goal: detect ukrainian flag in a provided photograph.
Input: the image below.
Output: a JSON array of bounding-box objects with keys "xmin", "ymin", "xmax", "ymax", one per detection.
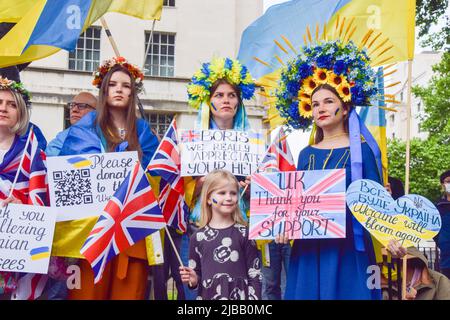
[
  {"xmin": 66, "ymin": 156, "xmax": 93, "ymax": 168},
  {"xmin": 30, "ymin": 246, "xmax": 50, "ymax": 261},
  {"xmin": 0, "ymin": 0, "xmax": 163, "ymax": 67},
  {"xmin": 238, "ymin": 0, "xmax": 415, "ymax": 80},
  {"xmin": 248, "ymin": 131, "xmax": 264, "ymax": 145}
]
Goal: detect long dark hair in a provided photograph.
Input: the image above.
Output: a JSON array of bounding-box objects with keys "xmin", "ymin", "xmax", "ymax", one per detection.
[
  {"xmin": 96, "ymin": 64, "xmax": 142, "ymax": 158},
  {"xmin": 312, "ymin": 84, "xmax": 352, "ymax": 144}
]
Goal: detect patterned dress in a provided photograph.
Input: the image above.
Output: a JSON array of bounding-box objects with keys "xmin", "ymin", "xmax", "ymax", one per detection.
[{"xmin": 189, "ymin": 223, "xmax": 262, "ymax": 300}]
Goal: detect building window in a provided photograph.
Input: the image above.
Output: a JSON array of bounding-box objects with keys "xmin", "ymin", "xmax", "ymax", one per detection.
[
  {"xmin": 69, "ymin": 27, "xmax": 101, "ymax": 72},
  {"xmin": 144, "ymin": 32, "xmax": 175, "ymax": 77},
  {"xmin": 64, "ymin": 105, "xmax": 70, "ymax": 129},
  {"xmin": 149, "ymin": 113, "xmax": 174, "ymax": 138},
  {"xmin": 164, "ymin": 0, "xmax": 175, "ymax": 6},
  {"xmin": 417, "ymin": 101, "xmax": 421, "ymax": 112}
]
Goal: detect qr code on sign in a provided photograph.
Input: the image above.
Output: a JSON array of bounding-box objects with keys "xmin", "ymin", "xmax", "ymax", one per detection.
[{"xmin": 53, "ymin": 169, "xmax": 93, "ymax": 206}]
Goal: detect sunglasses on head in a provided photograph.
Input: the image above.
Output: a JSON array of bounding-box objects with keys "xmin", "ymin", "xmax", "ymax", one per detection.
[{"xmin": 67, "ymin": 102, "xmax": 94, "ymax": 110}]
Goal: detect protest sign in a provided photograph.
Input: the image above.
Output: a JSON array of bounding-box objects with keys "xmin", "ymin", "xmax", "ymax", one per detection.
[
  {"xmin": 47, "ymin": 151, "xmax": 138, "ymax": 221},
  {"xmin": 179, "ymin": 130, "xmax": 265, "ymax": 177},
  {"xmin": 347, "ymin": 179, "xmax": 442, "ymax": 247},
  {"xmin": 249, "ymin": 169, "xmax": 346, "ymax": 240},
  {"xmin": 0, "ymin": 204, "xmax": 57, "ymax": 274}
]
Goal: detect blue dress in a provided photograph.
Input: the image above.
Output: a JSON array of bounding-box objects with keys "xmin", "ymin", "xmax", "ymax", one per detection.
[{"xmin": 285, "ymin": 142, "xmax": 382, "ymax": 300}]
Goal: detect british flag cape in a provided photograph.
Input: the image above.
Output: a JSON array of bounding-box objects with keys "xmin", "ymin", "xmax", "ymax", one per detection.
[
  {"xmin": 147, "ymin": 119, "xmax": 189, "ymax": 233},
  {"xmin": 81, "ymin": 161, "xmax": 166, "ymax": 283},
  {"xmin": 0, "ymin": 127, "xmax": 49, "ymax": 300}
]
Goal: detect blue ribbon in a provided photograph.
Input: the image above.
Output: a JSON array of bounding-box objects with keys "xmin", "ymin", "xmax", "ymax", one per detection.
[{"xmin": 349, "ymin": 108, "xmax": 384, "ymax": 252}]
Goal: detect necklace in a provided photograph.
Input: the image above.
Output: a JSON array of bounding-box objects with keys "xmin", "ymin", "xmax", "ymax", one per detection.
[
  {"xmin": 322, "ymin": 132, "xmax": 348, "ymax": 141},
  {"xmin": 118, "ymin": 128, "xmax": 126, "ymax": 140}
]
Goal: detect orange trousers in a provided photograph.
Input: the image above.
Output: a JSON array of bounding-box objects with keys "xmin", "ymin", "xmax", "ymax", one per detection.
[{"xmin": 69, "ymin": 240, "xmax": 149, "ymax": 300}]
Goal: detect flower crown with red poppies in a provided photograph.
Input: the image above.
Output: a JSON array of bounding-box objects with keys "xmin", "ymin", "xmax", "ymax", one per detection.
[
  {"xmin": 0, "ymin": 77, "xmax": 32, "ymax": 108},
  {"xmin": 92, "ymin": 56, "xmax": 145, "ymax": 92}
]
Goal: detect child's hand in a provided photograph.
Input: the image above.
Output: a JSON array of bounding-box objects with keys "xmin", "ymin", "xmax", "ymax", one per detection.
[
  {"xmin": 179, "ymin": 266, "xmax": 198, "ymax": 288},
  {"xmin": 239, "ymin": 176, "xmax": 251, "ymax": 198}
]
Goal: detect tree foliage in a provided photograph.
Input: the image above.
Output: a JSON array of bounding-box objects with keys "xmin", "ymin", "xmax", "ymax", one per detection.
[
  {"xmin": 388, "ymin": 52, "xmax": 450, "ymax": 201},
  {"xmin": 388, "ymin": 138, "xmax": 450, "ymax": 201},
  {"xmin": 416, "ymin": 0, "xmax": 449, "ymax": 50}
]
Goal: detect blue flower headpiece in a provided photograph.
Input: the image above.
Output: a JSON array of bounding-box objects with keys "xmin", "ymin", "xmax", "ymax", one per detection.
[
  {"xmin": 273, "ymin": 40, "xmax": 379, "ymax": 130},
  {"xmin": 0, "ymin": 77, "xmax": 32, "ymax": 108},
  {"xmin": 187, "ymin": 57, "xmax": 256, "ymax": 109}
]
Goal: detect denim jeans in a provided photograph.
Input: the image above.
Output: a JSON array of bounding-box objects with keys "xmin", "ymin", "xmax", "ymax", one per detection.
[{"xmin": 261, "ymin": 242, "xmax": 291, "ymax": 300}]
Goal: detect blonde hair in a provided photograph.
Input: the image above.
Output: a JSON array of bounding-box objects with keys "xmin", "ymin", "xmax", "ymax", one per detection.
[
  {"xmin": 199, "ymin": 170, "xmax": 247, "ymax": 228},
  {"xmin": 1, "ymin": 89, "xmax": 30, "ymax": 136}
]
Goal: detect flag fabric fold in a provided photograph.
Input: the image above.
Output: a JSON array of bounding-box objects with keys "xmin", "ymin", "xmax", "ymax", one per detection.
[
  {"xmin": 80, "ymin": 161, "xmax": 165, "ymax": 283},
  {"xmin": 147, "ymin": 119, "xmax": 189, "ymax": 233},
  {"xmin": 259, "ymin": 127, "xmax": 296, "ymax": 173},
  {"xmin": 0, "ymin": 0, "xmax": 164, "ymax": 67}
]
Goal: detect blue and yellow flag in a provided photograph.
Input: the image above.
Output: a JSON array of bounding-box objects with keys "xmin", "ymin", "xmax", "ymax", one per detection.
[
  {"xmin": 0, "ymin": 0, "xmax": 163, "ymax": 67},
  {"xmin": 238, "ymin": 0, "xmax": 415, "ymax": 80}
]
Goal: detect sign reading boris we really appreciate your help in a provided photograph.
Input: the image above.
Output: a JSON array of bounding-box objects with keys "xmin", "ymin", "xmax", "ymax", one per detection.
[
  {"xmin": 47, "ymin": 151, "xmax": 138, "ymax": 222},
  {"xmin": 0, "ymin": 204, "xmax": 57, "ymax": 274},
  {"xmin": 249, "ymin": 169, "xmax": 347, "ymax": 240},
  {"xmin": 346, "ymin": 179, "xmax": 441, "ymax": 247},
  {"xmin": 179, "ymin": 130, "xmax": 265, "ymax": 177}
]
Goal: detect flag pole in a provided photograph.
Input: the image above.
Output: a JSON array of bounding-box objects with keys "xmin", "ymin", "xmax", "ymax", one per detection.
[
  {"xmin": 8, "ymin": 126, "xmax": 34, "ymax": 199},
  {"xmin": 142, "ymin": 19, "xmax": 157, "ymax": 71},
  {"xmin": 99, "ymin": 17, "xmax": 148, "ymax": 121},
  {"xmin": 164, "ymin": 225, "xmax": 192, "ymax": 287},
  {"xmin": 404, "ymin": 59, "xmax": 413, "ymax": 194},
  {"xmin": 239, "ymin": 128, "xmax": 290, "ymax": 198}
]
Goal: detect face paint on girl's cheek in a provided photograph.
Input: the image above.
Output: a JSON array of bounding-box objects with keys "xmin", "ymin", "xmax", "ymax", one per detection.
[
  {"xmin": 211, "ymin": 198, "xmax": 219, "ymax": 205},
  {"xmin": 210, "ymin": 102, "xmax": 217, "ymax": 111}
]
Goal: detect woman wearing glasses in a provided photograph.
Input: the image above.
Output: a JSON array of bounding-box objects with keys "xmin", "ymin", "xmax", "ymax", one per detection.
[{"xmin": 46, "ymin": 92, "xmax": 97, "ymax": 156}]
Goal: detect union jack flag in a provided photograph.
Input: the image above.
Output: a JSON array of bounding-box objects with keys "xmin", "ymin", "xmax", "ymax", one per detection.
[
  {"xmin": 0, "ymin": 126, "xmax": 49, "ymax": 300},
  {"xmin": 258, "ymin": 127, "xmax": 296, "ymax": 173},
  {"xmin": 180, "ymin": 130, "xmax": 201, "ymax": 143},
  {"xmin": 249, "ymin": 169, "xmax": 346, "ymax": 240},
  {"xmin": 80, "ymin": 161, "xmax": 166, "ymax": 283},
  {"xmin": 147, "ymin": 119, "xmax": 189, "ymax": 233}
]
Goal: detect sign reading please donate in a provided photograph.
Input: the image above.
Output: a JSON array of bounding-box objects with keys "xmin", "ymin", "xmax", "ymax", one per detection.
[
  {"xmin": 47, "ymin": 151, "xmax": 138, "ymax": 222},
  {"xmin": 249, "ymin": 170, "xmax": 346, "ymax": 240},
  {"xmin": 0, "ymin": 204, "xmax": 57, "ymax": 274},
  {"xmin": 179, "ymin": 130, "xmax": 265, "ymax": 177}
]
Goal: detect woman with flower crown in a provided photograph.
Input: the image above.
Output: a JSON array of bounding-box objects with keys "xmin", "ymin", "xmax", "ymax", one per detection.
[
  {"xmin": 268, "ymin": 38, "xmax": 406, "ymax": 299},
  {"xmin": 180, "ymin": 58, "xmax": 257, "ymax": 298},
  {"xmin": 0, "ymin": 77, "xmax": 49, "ymax": 299},
  {"xmin": 59, "ymin": 57, "xmax": 159, "ymax": 300},
  {"xmin": 185, "ymin": 57, "xmax": 256, "ymax": 227}
]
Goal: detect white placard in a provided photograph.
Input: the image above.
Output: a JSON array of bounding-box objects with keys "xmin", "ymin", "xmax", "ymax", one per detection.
[
  {"xmin": 0, "ymin": 204, "xmax": 57, "ymax": 274},
  {"xmin": 47, "ymin": 151, "xmax": 138, "ymax": 221},
  {"xmin": 179, "ymin": 129, "xmax": 265, "ymax": 177}
]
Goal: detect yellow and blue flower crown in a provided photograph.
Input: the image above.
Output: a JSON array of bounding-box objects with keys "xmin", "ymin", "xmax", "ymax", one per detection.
[
  {"xmin": 258, "ymin": 21, "xmax": 399, "ymax": 131},
  {"xmin": 0, "ymin": 77, "xmax": 32, "ymax": 108},
  {"xmin": 187, "ymin": 57, "xmax": 256, "ymax": 109}
]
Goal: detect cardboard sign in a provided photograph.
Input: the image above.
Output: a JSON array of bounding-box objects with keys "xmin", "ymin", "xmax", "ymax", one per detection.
[
  {"xmin": 347, "ymin": 179, "xmax": 442, "ymax": 247},
  {"xmin": 0, "ymin": 204, "xmax": 57, "ymax": 274},
  {"xmin": 47, "ymin": 151, "xmax": 138, "ymax": 221},
  {"xmin": 179, "ymin": 129, "xmax": 265, "ymax": 177},
  {"xmin": 249, "ymin": 169, "xmax": 346, "ymax": 240}
]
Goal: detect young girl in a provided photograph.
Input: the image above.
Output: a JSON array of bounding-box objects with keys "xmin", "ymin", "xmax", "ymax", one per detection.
[{"xmin": 179, "ymin": 170, "xmax": 262, "ymax": 300}]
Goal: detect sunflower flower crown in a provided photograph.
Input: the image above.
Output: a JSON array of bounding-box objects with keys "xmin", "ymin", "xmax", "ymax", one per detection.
[
  {"xmin": 187, "ymin": 57, "xmax": 256, "ymax": 109},
  {"xmin": 0, "ymin": 77, "xmax": 32, "ymax": 108},
  {"xmin": 274, "ymin": 40, "xmax": 379, "ymax": 130},
  {"xmin": 92, "ymin": 56, "xmax": 145, "ymax": 93}
]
